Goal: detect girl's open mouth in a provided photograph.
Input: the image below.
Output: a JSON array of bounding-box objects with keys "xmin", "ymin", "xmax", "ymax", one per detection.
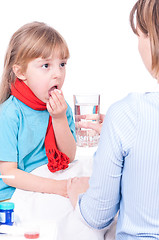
[{"xmin": 48, "ymin": 86, "xmax": 57, "ymax": 96}]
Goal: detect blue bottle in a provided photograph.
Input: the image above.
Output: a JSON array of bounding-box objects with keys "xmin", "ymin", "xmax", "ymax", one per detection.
[{"xmin": 0, "ymin": 202, "xmax": 14, "ymax": 225}]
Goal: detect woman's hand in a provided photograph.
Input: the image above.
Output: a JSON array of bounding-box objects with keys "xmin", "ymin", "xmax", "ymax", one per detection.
[
  {"xmin": 76, "ymin": 114, "xmax": 105, "ymax": 134},
  {"xmin": 67, "ymin": 177, "xmax": 90, "ymax": 208}
]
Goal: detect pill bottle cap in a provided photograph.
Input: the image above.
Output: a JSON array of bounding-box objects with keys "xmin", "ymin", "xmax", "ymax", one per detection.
[
  {"xmin": 0, "ymin": 202, "xmax": 14, "ymax": 210},
  {"xmin": 24, "ymin": 232, "xmax": 40, "ymax": 239}
]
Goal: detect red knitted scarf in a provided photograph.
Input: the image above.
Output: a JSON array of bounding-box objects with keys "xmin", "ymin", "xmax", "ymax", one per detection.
[{"xmin": 11, "ymin": 79, "xmax": 70, "ymax": 173}]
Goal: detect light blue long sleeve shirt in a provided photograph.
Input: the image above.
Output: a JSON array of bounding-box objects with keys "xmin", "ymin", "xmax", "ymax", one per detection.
[{"xmin": 78, "ymin": 92, "xmax": 159, "ymax": 239}]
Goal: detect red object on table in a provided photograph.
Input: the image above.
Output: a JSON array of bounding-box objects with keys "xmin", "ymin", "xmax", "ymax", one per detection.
[{"xmin": 24, "ymin": 232, "xmax": 40, "ymax": 239}]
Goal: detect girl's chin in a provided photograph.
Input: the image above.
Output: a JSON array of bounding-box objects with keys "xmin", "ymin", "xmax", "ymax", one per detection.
[
  {"xmin": 44, "ymin": 98, "xmax": 49, "ymax": 103},
  {"xmin": 38, "ymin": 96, "xmax": 48, "ymax": 103}
]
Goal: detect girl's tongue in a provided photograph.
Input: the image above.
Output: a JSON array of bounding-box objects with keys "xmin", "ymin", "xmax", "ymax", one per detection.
[{"xmin": 48, "ymin": 86, "xmax": 57, "ymax": 96}]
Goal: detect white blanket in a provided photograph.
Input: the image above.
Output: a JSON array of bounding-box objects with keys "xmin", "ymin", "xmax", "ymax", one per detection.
[{"xmin": 11, "ymin": 148, "xmax": 117, "ymax": 240}]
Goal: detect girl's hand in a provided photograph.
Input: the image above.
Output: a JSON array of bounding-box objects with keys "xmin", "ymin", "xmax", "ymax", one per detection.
[
  {"xmin": 47, "ymin": 89, "xmax": 67, "ymax": 119},
  {"xmin": 67, "ymin": 177, "xmax": 90, "ymax": 208}
]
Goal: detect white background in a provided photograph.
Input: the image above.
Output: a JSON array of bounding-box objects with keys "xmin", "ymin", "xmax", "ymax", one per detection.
[{"xmin": 0, "ymin": 0, "xmax": 158, "ymax": 113}]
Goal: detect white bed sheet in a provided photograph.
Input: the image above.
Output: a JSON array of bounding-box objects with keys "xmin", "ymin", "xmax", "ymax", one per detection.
[{"xmin": 10, "ymin": 147, "xmax": 116, "ymax": 240}]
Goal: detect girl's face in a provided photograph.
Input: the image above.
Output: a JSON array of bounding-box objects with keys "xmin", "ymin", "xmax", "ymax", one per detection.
[
  {"xmin": 21, "ymin": 55, "xmax": 67, "ymax": 103},
  {"xmin": 137, "ymin": 26, "xmax": 153, "ymax": 76}
]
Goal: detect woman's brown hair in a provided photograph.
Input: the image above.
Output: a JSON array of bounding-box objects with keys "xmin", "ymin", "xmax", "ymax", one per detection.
[
  {"xmin": 130, "ymin": 0, "xmax": 159, "ymax": 76},
  {"xmin": 0, "ymin": 22, "xmax": 69, "ymax": 103}
]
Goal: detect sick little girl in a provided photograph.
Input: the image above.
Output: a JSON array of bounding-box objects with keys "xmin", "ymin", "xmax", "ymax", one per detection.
[{"xmin": 0, "ymin": 21, "xmax": 76, "ymax": 201}]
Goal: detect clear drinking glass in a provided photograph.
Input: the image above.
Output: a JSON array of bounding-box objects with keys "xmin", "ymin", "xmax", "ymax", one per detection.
[{"xmin": 73, "ymin": 94, "xmax": 100, "ymax": 147}]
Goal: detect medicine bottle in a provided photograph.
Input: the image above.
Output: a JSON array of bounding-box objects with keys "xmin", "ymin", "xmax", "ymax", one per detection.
[{"xmin": 0, "ymin": 202, "xmax": 14, "ymax": 225}]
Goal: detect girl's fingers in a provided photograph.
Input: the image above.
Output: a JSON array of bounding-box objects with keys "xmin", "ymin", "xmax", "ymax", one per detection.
[
  {"xmin": 54, "ymin": 89, "xmax": 66, "ymax": 106},
  {"xmin": 46, "ymin": 101, "xmax": 53, "ymax": 113},
  {"xmin": 49, "ymin": 89, "xmax": 65, "ymax": 108},
  {"xmin": 47, "ymin": 89, "xmax": 67, "ymax": 118}
]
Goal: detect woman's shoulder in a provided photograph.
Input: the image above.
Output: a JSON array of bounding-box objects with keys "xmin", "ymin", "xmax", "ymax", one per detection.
[
  {"xmin": 106, "ymin": 92, "xmax": 157, "ymax": 125},
  {"xmin": 115, "ymin": 92, "xmax": 159, "ymax": 111},
  {"xmin": 107, "ymin": 92, "xmax": 140, "ymax": 116}
]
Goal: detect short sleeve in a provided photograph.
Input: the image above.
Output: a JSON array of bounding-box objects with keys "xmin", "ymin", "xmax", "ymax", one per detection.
[
  {"xmin": 66, "ymin": 103, "xmax": 76, "ymax": 141},
  {"xmin": 0, "ymin": 109, "xmax": 19, "ymax": 162}
]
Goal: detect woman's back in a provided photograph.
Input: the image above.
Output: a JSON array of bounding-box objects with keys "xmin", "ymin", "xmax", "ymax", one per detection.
[{"xmin": 118, "ymin": 92, "xmax": 159, "ymax": 238}]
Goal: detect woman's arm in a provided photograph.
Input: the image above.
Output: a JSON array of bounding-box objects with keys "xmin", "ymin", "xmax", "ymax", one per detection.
[
  {"xmin": 47, "ymin": 89, "xmax": 76, "ymax": 162},
  {"xmin": 0, "ymin": 161, "xmax": 68, "ymax": 197},
  {"xmin": 68, "ymin": 106, "xmax": 123, "ymax": 229}
]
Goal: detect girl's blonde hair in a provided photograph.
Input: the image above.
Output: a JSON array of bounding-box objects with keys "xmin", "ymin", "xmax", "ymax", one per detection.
[
  {"xmin": 130, "ymin": 0, "xmax": 159, "ymax": 76},
  {"xmin": 0, "ymin": 21, "xmax": 70, "ymax": 103}
]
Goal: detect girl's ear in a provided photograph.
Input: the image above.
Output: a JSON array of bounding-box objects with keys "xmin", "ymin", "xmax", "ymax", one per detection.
[{"xmin": 12, "ymin": 65, "xmax": 26, "ymax": 80}]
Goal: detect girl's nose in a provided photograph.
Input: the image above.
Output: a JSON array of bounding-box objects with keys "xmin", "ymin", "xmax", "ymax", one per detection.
[{"xmin": 51, "ymin": 67, "xmax": 61, "ymax": 79}]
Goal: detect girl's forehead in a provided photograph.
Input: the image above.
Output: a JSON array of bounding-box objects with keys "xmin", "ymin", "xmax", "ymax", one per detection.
[
  {"xmin": 41, "ymin": 46, "xmax": 68, "ymax": 60},
  {"xmin": 41, "ymin": 53, "xmax": 67, "ymax": 61}
]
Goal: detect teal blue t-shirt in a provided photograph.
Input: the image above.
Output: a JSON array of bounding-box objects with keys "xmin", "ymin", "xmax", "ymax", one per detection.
[{"xmin": 0, "ymin": 96, "xmax": 76, "ymax": 201}]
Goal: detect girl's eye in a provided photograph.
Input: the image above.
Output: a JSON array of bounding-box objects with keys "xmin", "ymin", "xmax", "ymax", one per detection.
[
  {"xmin": 42, "ymin": 63, "xmax": 49, "ymax": 69},
  {"xmin": 60, "ymin": 62, "xmax": 66, "ymax": 67}
]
